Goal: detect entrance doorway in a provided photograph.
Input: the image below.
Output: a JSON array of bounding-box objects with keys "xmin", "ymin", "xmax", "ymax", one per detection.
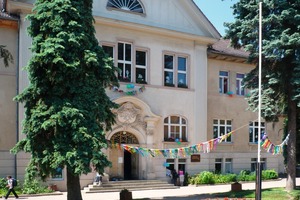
[
  {"xmin": 110, "ymin": 131, "xmax": 139, "ymax": 180},
  {"xmin": 124, "ymin": 150, "xmax": 132, "ymax": 180}
]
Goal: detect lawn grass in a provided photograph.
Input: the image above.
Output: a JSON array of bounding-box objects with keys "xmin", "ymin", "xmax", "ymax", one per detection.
[{"xmin": 213, "ymin": 187, "xmax": 300, "ymax": 200}]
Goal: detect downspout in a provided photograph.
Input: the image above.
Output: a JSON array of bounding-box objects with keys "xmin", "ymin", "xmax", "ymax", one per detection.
[{"xmin": 14, "ymin": 16, "xmax": 20, "ymax": 180}]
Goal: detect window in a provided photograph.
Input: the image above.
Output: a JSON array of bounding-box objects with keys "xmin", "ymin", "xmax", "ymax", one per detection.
[
  {"xmin": 107, "ymin": 0, "xmax": 144, "ymax": 14},
  {"xmin": 135, "ymin": 50, "xmax": 147, "ymax": 84},
  {"xmin": 51, "ymin": 167, "xmax": 63, "ymax": 180},
  {"xmin": 164, "ymin": 116, "xmax": 187, "ymax": 142},
  {"xmin": 164, "ymin": 54, "xmax": 188, "ymax": 88},
  {"xmin": 102, "ymin": 45, "xmax": 114, "ymax": 59},
  {"xmin": 213, "ymin": 119, "xmax": 232, "ymax": 142},
  {"xmin": 236, "ymin": 73, "xmax": 245, "ymax": 96},
  {"xmin": 117, "ymin": 42, "xmax": 132, "ymax": 82},
  {"xmin": 215, "ymin": 158, "xmax": 222, "ymax": 174},
  {"xmin": 165, "ymin": 158, "xmax": 186, "ymax": 175},
  {"xmin": 219, "ymin": 71, "xmax": 229, "ymax": 94},
  {"xmin": 225, "ymin": 158, "xmax": 232, "ymax": 173},
  {"xmin": 249, "ymin": 121, "xmax": 265, "ymax": 143},
  {"xmin": 251, "ymin": 158, "xmax": 266, "ymax": 172}
]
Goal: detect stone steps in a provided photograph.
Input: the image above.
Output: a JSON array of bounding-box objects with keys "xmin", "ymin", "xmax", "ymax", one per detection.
[{"xmin": 83, "ymin": 180, "xmax": 179, "ymax": 193}]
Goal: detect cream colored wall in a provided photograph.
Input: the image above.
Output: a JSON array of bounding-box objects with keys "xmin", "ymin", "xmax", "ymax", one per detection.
[
  {"xmin": 207, "ymin": 58, "xmax": 285, "ymax": 173},
  {"xmin": 0, "ymin": 25, "xmax": 18, "ymax": 178}
]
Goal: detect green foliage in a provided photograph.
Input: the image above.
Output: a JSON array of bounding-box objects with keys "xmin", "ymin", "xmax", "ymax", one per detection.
[
  {"xmin": 189, "ymin": 171, "xmax": 215, "ymax": 185},
  {"xmin": 214, "ymin": 173, "xmax": 237, "ymax": 183},
  {"xmin": 22, "ymin": 178, "xmax": 52, "ymax": 194},
  {"xmin": 0, "ymin": 178, "xmax": 6, "ymax": 189},
  {"xmin": 262, "ymin": 169, "xmax": 278, "ymax": 180},
  {"xmin": 224, "ymin": 0, "xmax": 300, "ymax": 189},
  {"xmin": 183, "ymin": 172, "xmax": 190, "ymax": 186},
  {"xmin": 189, "ymin": 170, "xmax": 277, "ymax": 185},
  {"xmin": 11, "ymin": 0, "xmax": 119, "ymax": 197},
  {"xmin": 0, "ymin": 45, "xmax": 13, "ymax": 67},
  {"xmin": 237, "ymin": 170, "xmax": 256, "ymax": 182}
]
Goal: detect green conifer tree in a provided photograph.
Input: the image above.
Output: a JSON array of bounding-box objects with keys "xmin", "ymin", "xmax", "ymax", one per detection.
[
  {"xmin": 225, "ymin": 0, "xmax": 300, "ymax": 191},
  {"xmin": 12, "ymin": 0, "xmax": 118, "ymax": 199}
]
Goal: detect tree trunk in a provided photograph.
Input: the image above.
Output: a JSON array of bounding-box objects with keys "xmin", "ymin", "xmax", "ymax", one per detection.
[
  {"xmin": 67, "ymin": 167, "xmax": 83, "ymax": 200},
  {"xmin": 286, "ymin": 89, "xmax": 297, "ymax": 191}
]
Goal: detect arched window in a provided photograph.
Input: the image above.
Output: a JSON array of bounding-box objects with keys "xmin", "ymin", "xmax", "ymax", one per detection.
[
  {"xmin": 107, "ymin": 0, "xmax": 144, "ymax": 14},
  {"xmin": 111, "ymin": 131, "xmax": 139, "ymax": 144},
  {"xmin": 164, "ymin": 116, "xmax": 187, "ymax": 142}
]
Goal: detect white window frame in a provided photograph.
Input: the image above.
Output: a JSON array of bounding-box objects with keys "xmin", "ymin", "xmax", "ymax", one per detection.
[
  {"xmin": 163, "ymin": 53, "xmax": 189, "ymax": 88},
  {"xmin": 213, "ymin": 119, "xmax": 232, "ymax": 142},
  {"xmin": 225, "ymin": 158, "xmax": 233, "ymax": 173},
  {"xmin": 106, "ymin": 0, "xmax": 145, "ymax": 14},
  {"xmin": 249, "ymin": 121, "xmax": 265, "ymax": 143},
  {"xmin": 135, "ymin": 48, "xmax": 148, "ymax": 84},
  {"xmin": 117, "ymin": 41, "xmax": 133, "ymax": 82},
  {"xmin": 236, "ymin": 73, "xmax": 245, "ymax": 96},
  {"xmin": 164, "ymin": 116, "xmax": 187, "ymax": 142},
  {"xmin": 219, "ymin": 71, "xmax": 229, "ymax": 94}
]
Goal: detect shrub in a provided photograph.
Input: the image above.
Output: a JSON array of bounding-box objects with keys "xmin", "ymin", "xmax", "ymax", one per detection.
[
  {"xmin": 215, "ymin": 173, "xmax": 237, "ymax": 183},
  {"xmin": 22, "ymin": 178, "xmax": 52, "ymax": 194},
  {"xmin": 262, "ymin": 169, "xmax": 278, "ymax": 180}
]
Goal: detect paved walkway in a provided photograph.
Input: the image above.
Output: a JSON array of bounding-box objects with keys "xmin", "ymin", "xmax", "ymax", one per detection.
[{"xmin": 4, "ymin": 178, "xmax": 300, "ymax": 200}]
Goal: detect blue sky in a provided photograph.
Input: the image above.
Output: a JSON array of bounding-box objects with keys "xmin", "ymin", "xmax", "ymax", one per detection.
[{"xmin": 194, "ymin": 0, "xmax": 238, "ymax": 36}]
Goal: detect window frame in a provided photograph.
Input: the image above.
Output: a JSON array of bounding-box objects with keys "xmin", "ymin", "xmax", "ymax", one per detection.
[
  {"xmin": 51, "ymin": 167, "xmax": 64, "ymax": 180},
  {"xmin": 117, "ymin": 41, "xmax": 133, "ymax": 82},
  {"xmin": 249, "ymin": 121, "xmax": 265, "ymax": 143},
  {"xmin": 164, "ymin": 116, "xmax": 187, "ymax": 142},
  {"xmin": 219, "ymin": 71, "xmax": 229, "ymax": 94},
  {"xmin": 213, "ymin": 119, "xmax": 232, "ymax": 142},
  {"xmin": 135, "ymin": 47, "xmax": 149, "ymax": 84},
  {"xmin": 106, "ymin": 0, "xmax": 145, "ymax": 15},
  {"xmin": 225, "ymin": 158, "xmax": 233, "ymax": 173},
  {"xmin": 163, "ymin": 52, "xmax": 189, "ymax": 89},
  {"xmin": 236, "ymin": 73, "xmax": 245, "ymax": 96},
  {"xmin": 251, "ymin": 158, "xmax": 266, "ymax": 172},
  {"xmin": 215, "ymin": 158, "xmax": 222, "ymax": 174}
]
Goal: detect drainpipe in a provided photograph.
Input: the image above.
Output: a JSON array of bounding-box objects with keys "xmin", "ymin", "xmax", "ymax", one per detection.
[{"xmin": 14, "ymin": 15, "xmax": 20, "ymax": 180}]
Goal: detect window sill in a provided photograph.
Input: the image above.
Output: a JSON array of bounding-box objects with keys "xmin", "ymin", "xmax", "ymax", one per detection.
[
  {"xmin": 163, "ymin": 141, "xmax": 189, "ymax": 144},
  {"xmin": 218, "ymin": 142, "xmax": 233, "ymax": 145}
]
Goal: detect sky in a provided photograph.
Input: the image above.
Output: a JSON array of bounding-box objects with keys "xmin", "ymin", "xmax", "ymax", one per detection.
[{"xmin": 194, "ymin": 0, "xmax": 238, "ymax": 36}]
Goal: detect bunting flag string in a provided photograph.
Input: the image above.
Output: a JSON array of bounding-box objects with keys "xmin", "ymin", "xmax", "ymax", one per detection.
[{"xmin": 107, "ymin": 120, "xmax": 290, "ymax": 158}]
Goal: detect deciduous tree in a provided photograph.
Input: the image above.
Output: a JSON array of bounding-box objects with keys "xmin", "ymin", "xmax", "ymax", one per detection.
[{"xmin": 12, "ymin": 0, "xmax": 118, "ymax": 199}]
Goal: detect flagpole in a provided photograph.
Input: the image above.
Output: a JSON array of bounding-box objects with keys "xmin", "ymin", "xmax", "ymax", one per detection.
[{"xmin": 256, "ymin": 1, "xmax": 263, "ymax": 200}]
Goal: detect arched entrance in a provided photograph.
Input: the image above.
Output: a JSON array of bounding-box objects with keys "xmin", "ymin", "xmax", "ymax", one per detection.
[{"xmin": 110, "ymin": 131, "xmax": 139, "ymax": 180}]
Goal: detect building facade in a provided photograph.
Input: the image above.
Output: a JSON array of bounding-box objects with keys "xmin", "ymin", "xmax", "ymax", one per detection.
[{"xmin": 0, "ymin": 0, "xmax": 284, "ymax": 191}]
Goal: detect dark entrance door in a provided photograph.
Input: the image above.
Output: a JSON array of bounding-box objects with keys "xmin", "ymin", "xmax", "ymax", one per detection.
[{"xmin": 124, "ymin": 150, "xmax": 132, "ymax": 180}]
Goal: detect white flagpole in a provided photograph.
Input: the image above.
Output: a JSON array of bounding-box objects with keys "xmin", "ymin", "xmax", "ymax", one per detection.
[{"xmin": 256, "ymin": 1, "xmax": 263, "ymax": 200}]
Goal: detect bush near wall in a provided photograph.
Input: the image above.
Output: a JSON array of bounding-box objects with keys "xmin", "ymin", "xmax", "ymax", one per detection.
[{"xmin": 188, "ymin": 169, "xmax": 278, "ymax": 185}]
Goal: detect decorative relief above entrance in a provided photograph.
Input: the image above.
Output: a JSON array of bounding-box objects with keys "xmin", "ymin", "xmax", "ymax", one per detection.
[{"xmin": 115, "ymin": 102, "xmax": 146, "ymax": 131}]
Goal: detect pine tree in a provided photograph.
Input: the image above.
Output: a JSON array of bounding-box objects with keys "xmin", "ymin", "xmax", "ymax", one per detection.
[
  {"xmin": 225, "ymin": 0, "xmax": 300, "ymax": 191},
  {"xmin": 12, "ymin": 0, "xmax": 118, "ymax": 199}
]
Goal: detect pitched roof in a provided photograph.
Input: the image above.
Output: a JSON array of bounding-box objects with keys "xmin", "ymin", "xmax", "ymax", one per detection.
[
  {"xmin": 209, "ymin": 39, "xmax": 249, "ymax": 57},
  {"xmin": 208, "ymin": 39, "xmax": 249, "ymax": 63}
]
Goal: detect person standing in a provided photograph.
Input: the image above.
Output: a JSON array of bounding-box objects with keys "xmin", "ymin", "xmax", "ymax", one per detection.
[
  {"xmin": 94, "ymin": 172, "xmax": 102, "ymax": 186},
  {"xmin": 4, "ymin": 175, "xmax": 19, "ymax": 199}
]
